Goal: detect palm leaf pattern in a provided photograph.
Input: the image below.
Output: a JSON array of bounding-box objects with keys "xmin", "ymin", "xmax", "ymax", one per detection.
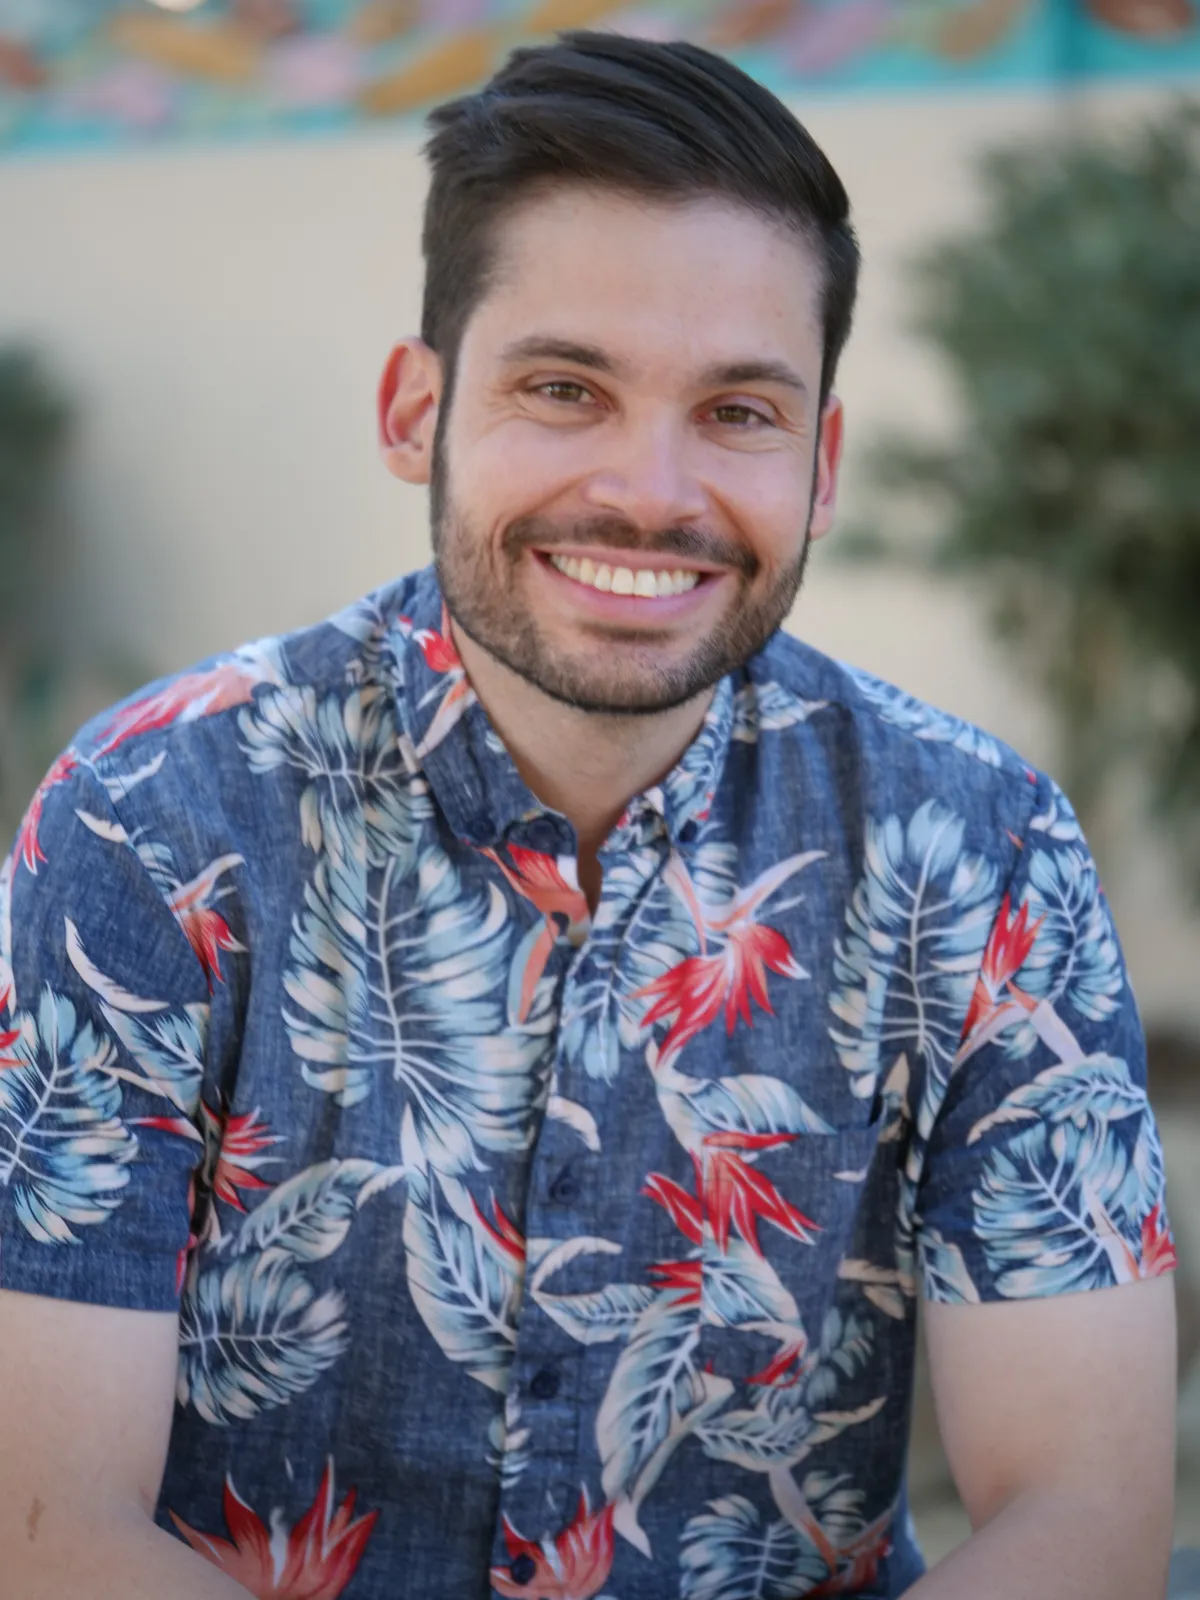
[
  {"xmin": 679, "ymin": 1495, "xmax": 820, "ymax": 1600},
  {"xmin": 0, "ymin": 988, "xmax": 136, "ymax": 1243},
  {"xmin": 996, "ymin": 841, "xmax": 1125, "ymax": 1059},
  {"xmin": 233, "ymin": 1157, "xmax": 403, "ymax": 1263},
  {"xmin": 401, "ymin": 1114, "xmax": 525, "ymax": 1392},
  {"xmin": 731, "ymin": 681, "xmax": 829, "ymax": 743},
  {"xmin": 178, "ymin": 1157, "xmax": 399, "ymax": 1423},
  {"xmin": 177, "ymin": 1250, "xmax": 349, "ymax": 1424},
  {"xmin": 846, "ymin": 666, "xmax": 1006, "ymax": 767},
  {"xmin": 240, "ymin": 684, "xmax": 417, "ymax": 856},
  {"xmin": 829, "ymin": 800, "xmax": 998, "ymax": 1109},
  {"xmin": 561, "ymin": 840, "xmax": 738, "ymax": 1084},
  {"xmin": 100, "ymin": 1004, "xmax": 207, "ymax": 1113},
  {"xmin": 695, "ymin": 1309, "xmax": 877, "ymax": 1473},
  {"xmin": 252, "ymin": 688, "xmax": 551, "ymax": 1172},
  {"xmin": 971, "ymin": 1054, "xmax": 1167, "ymax": 1297}
]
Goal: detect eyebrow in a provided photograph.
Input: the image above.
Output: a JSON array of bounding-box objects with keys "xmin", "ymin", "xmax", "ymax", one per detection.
[
  {"xmin": 497, "ymin": 337, "xmax": 809, "ymax": 399},
  {"xmin": 497, "ymin": 336, "xmax": 627, "ymax": 376},
  {"xmin": 698, "ymin": 359, "xmax": 809, "ymax": 397}
]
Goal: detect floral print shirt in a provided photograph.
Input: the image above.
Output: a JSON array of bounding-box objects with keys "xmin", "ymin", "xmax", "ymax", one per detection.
[{"xmin": 0, "ymin": 564, "xmax": 1173, "ymax": 1600}]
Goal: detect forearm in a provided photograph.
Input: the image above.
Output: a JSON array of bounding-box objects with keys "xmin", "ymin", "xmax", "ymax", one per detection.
[
  {"xmin": 5, "ymin": 1502, "xmax": 250, "ymax": 1600},
  {"xmin": 904, "ymin": 1485, "xmax": 1171, "ymax": 1600}
]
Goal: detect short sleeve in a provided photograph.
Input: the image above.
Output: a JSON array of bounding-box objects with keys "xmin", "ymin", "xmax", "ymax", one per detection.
[
  {"xmin": 0, "ymin": 753, "xmax": 211, "ymax": 1310},
  {"xmin": 914, "ymin": 771, "xmax": 1175, "ymax": 1305}
]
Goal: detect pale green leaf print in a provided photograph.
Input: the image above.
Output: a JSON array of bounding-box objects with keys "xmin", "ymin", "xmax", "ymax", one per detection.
[
  {"xmin": 177, "ymin": 1252, "xmax": 348, "ymax": 1424},
  {"xmin": 829, "ymin": 800, "xmax": 997, "ymax": 1105},
  {"xmin": 0, "ymin": 989, "xmax": 136, "ymax": 1244}
]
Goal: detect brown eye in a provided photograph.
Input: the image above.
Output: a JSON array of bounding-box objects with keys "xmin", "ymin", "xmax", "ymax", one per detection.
[
  {"xmin": 710, "ymin": 403, "xmax": 771, "ymax": 427},
  {"xmin": 536, "ymin": 381, "xmax": 590, "ymax": 404}
]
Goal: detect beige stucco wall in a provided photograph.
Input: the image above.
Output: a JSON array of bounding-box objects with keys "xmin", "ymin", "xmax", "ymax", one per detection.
[{"xmin": 2, "ymin": 79, "xmax": 1198, "ymax": 1028}]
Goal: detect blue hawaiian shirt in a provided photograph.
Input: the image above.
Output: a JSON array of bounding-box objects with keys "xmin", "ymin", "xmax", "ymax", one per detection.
[{"xmin": 0, "ymin": 564, "xmax": 1173, "ymax": 1600}]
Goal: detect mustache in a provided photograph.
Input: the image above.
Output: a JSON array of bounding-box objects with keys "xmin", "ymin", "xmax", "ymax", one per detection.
[{"xmin": 503, "ymin": 514, "xmax": 758, "ymax": 579}]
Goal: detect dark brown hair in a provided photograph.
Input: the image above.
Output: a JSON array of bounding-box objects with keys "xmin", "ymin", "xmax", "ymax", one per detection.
[{"xmin": 421, "ymin": 30, "xmax": 860, "ymax": 404}]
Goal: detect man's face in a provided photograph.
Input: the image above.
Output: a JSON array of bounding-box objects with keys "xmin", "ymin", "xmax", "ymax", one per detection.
[{"xmin": 427, "ymin": 187, "xmax": 842, "ymax": 715}]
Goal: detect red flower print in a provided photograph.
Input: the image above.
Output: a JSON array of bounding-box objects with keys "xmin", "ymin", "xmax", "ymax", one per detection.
[
  {"xmin": 204, "ymin": 1104, "xmax": 280, "ymax": 1208},
  {"xmin": 94, "ymin": 657, "xmax": 270, "ymax": 758},
  {"xmin": 170, "ymin": 1460, "xmax": 378, "ymax": 1600},
  {"xmin": 634, "ymin": 850, "xmax": 820, "ymax": 1065},
  {"xmin": 410, "ymin": 603, "xmax": 476, "ymax": 760},
  {"xmin": 636, "ymin": 922, "xmax": 803, "ymax": 1064},
  {"xmin": 1138, "ymin": 1203, "xmax": 1179, "ymax": 1278},
  {"xmin": 491, "ymin": 1492, "xmax": 615, "ymax": 1600},
  {"xmin": 959, "ymin": 892, "xmax": 1044, "ymax": 1049},
  {"xmin": 12, "ymin": 749, "xmax": 78, "ymax": 876},
  {"xmin": 0, "ymin": 987, "xmax": 22, "ymax": 1070},
  {"xmin": 134, "ymin": 1101, "xmax": 281, "ymax": 1243},
  {"xmin": 643, "ymin": 1172, "xmax": 703, "ymax": 1245},
  {"xmin": 483, "ymin": 844, "xmax": 590, "ymax": 1022},
  {"xmin": 165, "ymin": 854, "xmax": 245, "ymax": 991},
  {"xmin": 472, "ymin": 1191, "xmax": 526, "ymax": 1265},
  {"xmin": 647, "ymin": 1257, "xmax": 703, "ymax": 1305},
  {"xmin": 693, "ymin": 1131, "xmax": 818, "ymax": 1256},
  {"xmin": 411, "ymin": 603, "xmax": 463, "ymax": 675},
  {"xmin": 806, "ymin": 1508, "xmax": 894, "ymax": 1596}
]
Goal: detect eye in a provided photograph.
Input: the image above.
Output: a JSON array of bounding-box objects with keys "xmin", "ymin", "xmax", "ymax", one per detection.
[
  {"xmin": 708, "ymin": 402, "xmax": 774, "ymax": 428},
  {"xmin": 532, "ymin": 380, "xmax": 592, "ymax": 404}
]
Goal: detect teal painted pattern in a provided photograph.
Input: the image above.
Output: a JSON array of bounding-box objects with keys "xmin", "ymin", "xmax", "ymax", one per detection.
[{"xmin": 0, "ymin": 0, "xmax": 1197, "ymax": 154}]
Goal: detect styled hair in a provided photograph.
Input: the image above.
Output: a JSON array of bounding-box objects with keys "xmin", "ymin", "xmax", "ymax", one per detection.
[{"xmin": 421, "ymin": 30, "xmax": 860, "ymax": 404}]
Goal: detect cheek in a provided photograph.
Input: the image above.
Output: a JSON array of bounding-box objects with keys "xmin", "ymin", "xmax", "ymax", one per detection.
[
  {"xmin": 451, "ymin": 420, "xmax": 592, "ymax": 524},
  {"xmin": 711, "ymin": 459, "xmax": 815, "ymax": 569}
]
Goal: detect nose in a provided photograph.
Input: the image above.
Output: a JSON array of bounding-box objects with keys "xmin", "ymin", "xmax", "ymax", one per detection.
[{"xmin": 581, "ymin": 416, "xmax": 707, "ymax": 531}]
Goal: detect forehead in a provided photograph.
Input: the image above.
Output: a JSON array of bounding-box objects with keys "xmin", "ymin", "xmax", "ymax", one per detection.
[{"xmin": 465, "ymin": 186, "xmax": 825, "ymax": 379}]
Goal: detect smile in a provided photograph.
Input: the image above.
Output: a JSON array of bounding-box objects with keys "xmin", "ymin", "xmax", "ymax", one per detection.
[{"xmin": 547, "ymin": 553, "xmax": 701, "ymax": 598}]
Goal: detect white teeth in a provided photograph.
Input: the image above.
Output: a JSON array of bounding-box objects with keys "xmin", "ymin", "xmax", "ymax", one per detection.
[{"xmin": 548, "ymin": 553, "xmax": 701, "ymax": 598}]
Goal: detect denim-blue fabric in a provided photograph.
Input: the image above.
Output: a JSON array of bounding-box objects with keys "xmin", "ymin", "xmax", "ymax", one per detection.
[{"xmin": 0, "ymin": 565, "xmax": 1171, "ymax": 1599}]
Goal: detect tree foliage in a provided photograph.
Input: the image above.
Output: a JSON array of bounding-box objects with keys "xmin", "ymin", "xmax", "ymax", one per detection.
[
  {"xmin": 0, "ymin": 350, "xmax": 70, "ymax": 834},
  {"xmin": 851, "ymin": 101, "xmax": 1200, "ymax": 891}
]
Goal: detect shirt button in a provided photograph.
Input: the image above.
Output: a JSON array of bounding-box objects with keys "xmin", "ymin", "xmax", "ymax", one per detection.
[
  {"xmin": 509, "ymin": 1552, "xmax": 537, "ymax": 1585},
  {"xmin": 523, "ymin": 816, "xmax": 561, "ymax": 853},
  {"xmin": 549, "ymin": 1167, "xmax": 580, "ymax": 1205},
  {"xmin": 529, "ymin": 1366, "xmax": 560, "ymax": 1401}
]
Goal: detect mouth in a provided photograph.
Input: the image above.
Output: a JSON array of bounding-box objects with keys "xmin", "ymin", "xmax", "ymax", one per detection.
[{"xmin": 543, "ymin": 551, "xmax": 706, "ymax": 600}]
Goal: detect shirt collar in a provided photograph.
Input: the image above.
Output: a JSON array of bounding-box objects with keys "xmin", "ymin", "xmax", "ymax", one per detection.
[{"xmin": 388, "ymin": 564, "xmax": 734, "ymax": 851}]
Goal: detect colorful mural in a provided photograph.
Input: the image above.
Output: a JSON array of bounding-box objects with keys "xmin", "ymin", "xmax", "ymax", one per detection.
[{"xmin": 0, "ymin": 0, "xmax": 1197, "ymax": 155}]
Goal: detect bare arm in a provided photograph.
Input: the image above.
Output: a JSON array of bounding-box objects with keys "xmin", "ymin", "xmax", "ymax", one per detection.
[
  {"xmin": 906, "ymin": 1275, "xmax": 1176, "ymax": 1599},
  {"xmin": 0, "ymin": 1288, "xmax": 250, "ymax": 1599}
]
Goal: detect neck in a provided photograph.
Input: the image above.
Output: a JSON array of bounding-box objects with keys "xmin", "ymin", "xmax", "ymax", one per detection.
[{"xmin": 451, "ymin": 626, "xmax": 713, "ymax": 858}]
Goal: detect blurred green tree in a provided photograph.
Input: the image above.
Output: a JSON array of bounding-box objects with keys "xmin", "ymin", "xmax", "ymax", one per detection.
[
  {"xmin": 0, "ymin": 350, "xmax": 70, "ymax": 837},
  {"xmin": 848, "ymin": 100, "xmax": 1200, "ymax": 889}
]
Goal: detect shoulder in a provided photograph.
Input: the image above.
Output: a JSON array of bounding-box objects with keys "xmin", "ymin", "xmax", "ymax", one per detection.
[
  {"xmin": 746, "ymin": 629, "xmax": 1047, "ymax": 834},
  {"xmin": 70, "ymin": 573, "xmax": 417, "ymax": 780},
  {"xmin": 13, "ymin": 574, "xmax": 421, "ymax": 878}
]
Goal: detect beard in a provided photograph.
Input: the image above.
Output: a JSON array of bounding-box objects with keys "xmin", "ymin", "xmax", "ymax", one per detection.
[{"xmin": 429, "ymin": 436, "xmax": 813, "ymax": 718}]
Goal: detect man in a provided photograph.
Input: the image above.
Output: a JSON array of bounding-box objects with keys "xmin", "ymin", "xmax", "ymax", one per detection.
[{"xmin": 0, "ymin": 30, "xmax": 1176, "ymax": 1600}]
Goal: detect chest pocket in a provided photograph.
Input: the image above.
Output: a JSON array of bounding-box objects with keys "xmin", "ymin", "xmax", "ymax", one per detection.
[{"xmin": 696, "ymin": 1115, "xmax": 902, "ymax": 1385}]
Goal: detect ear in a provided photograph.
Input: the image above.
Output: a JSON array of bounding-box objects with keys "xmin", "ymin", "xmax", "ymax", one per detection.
[
  {"xmin": 378, "ymin": 338, "xmax": 443, "ymax": 485},
  {"xmin": 808, "ymin": 393, "xmax": 845, "ymax": 542}
]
